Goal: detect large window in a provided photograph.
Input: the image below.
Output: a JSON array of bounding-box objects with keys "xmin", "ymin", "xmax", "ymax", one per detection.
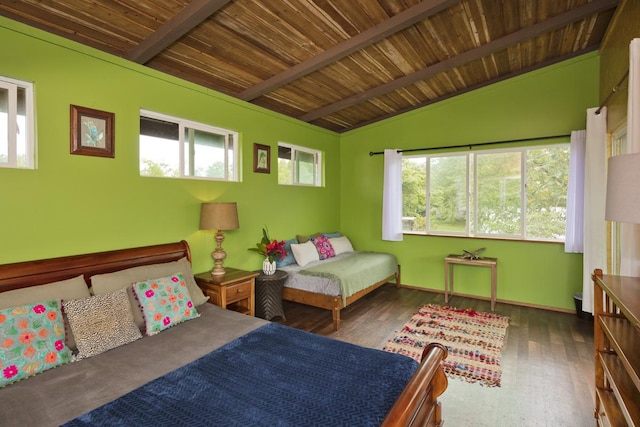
[
  {"xmin": 0, "ymin": 76, "xmax": 35, "ymax": 169},
  {"xmin": 278, "ymin": 142, "xmax": 322, "ymax": 186},
  {"xmin": 403, "ymin": 144, "xmax": 570, "ymax": 241},
  {"xmin": 139, "ymin": 110, "xmax": 238, "ymax": 181}
]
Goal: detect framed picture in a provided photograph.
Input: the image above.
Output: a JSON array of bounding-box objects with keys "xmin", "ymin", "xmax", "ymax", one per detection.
[
  {"xmin": 70, "ymin": 105, "xmax": 115, "ymax": 158},
  {"xmin": 253, "ymin": 143, "xmax": 270, "ymax": 173}
]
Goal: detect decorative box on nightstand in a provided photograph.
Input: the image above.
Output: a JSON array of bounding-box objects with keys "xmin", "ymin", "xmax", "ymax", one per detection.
[{"xmin": 195, "ymin": 268, "xmax": 258, "ymax": 316}]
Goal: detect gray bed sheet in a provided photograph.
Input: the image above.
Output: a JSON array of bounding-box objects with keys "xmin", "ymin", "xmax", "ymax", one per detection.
[
  {"xmin": 279, "ymin": 251, "xmax": 398, "ymax": 298},
  {"xmin": 0, "ymin": 303, "xmax": 267, "ymax": 427},
  {"xmin": 279, "ymin": 253, "xmax": 356, "ymax": 296}
]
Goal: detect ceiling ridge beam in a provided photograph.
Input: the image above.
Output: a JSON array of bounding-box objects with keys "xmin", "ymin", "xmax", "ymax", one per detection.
[
  {"xmin": 125, "ymin": 0, "xmax": 232, "ymax": 64},
  {"xmin": 300, "ymin": 0, "xmax": 618, "ymax": 123},
  {"xmin": 343, "ymin": 45, "xmax": 600, "ymax": 133},
  {"xmin": 237, "ymin": 0, "xmax": 460, "ymax": 101}
]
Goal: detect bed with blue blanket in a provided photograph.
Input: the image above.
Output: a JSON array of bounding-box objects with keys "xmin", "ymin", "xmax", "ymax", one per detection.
[{"xmin": 0, "ymin": 241, "xmax": 447, "ymax": 427}]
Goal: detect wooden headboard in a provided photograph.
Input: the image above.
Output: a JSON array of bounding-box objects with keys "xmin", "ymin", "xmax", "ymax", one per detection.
[{"xmin": 0, "ymin": 240, "xmax": 191, "ymax": 293}]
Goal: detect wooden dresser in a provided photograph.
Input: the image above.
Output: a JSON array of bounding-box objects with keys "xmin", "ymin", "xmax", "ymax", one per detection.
[{"xmin": 592, "ymin": 269, "xmax": 640, "ymax": 426}]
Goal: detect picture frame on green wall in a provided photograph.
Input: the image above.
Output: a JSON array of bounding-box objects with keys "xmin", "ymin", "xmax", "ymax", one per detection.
[
  {"xmin": 70, "ymin": 104, "xmax": 115, "ymax": 158},
  {"xmin": 253, "ymin": 143, "xmax": 270, "ymax": 174}
]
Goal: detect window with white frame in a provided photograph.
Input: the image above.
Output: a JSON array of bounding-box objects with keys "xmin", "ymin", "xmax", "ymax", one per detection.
[
  {"xmin": 402, "ymin": 144, "xmax": 570, "ymax": 242},
  {"xmin": 0, "ymin": 76, "xmax": 35, "ymax": 169},
  {"xmin": 139, "ymin": 110, "xmax": 238, "ymax": 181},
  {"xmin": 277, "ymin": 142, "xmax": 322, "ymax": 186}
]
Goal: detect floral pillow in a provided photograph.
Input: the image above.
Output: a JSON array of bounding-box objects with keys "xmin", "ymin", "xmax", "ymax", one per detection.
[
  {"xmin": 0, "ymin": 300, "xmax": 72, "ymax": 388},
  {"xmin": 132, "ymin": 273, "xmax": 199, "ymax": 336},
  {"xmin": 311, "ymin": 235, "xmax": 336, "ymax": 260}
]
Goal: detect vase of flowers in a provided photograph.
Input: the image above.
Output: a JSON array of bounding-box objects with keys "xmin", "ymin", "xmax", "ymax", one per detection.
[
  {"xmin": 262, "ymin": 258, "xmax": 276, "ymax": 275},
  {"xmin": 248, "ymin": 227, "xmax": 287, "ymax": 275}
]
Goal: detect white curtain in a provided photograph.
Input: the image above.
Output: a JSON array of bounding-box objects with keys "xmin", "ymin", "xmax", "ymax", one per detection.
[
  {"xmin": 565, "ymin": 130, "xmax": 586, "ymax": 253},
  {"xmin": 382, "ymin": 149, "xmax": 403, "ymax": 241},
  {"xmin": 582, "ymin": 107, "xmax": 608, "ymax": 314},
  {"xmin": 619, "ymin": 38, "xmax": 640, "ymax": 276}
]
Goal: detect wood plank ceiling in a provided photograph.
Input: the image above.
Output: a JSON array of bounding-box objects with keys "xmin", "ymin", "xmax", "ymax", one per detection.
[{"xmin": 0, "ymin": 0, "xmax": 619, "ymax": 133}]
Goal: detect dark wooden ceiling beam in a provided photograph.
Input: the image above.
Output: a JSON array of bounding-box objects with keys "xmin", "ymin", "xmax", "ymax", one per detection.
[
  {"xmin": 237, "ymin": 0, "xmax": 461, "ymax": 101},
  {"xmin": 345, "ymin": 45, "xmax": 600, "ymax": 133},
  {"xmin": 300, "ymin": 0, "xmax": 618, "ymax": 123},
  {"xmin": 125, "ymin": 0, "xmax": 232, "ymax": 64}
]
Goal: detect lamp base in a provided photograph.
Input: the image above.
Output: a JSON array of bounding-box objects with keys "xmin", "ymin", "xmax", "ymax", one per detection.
[
  {"xmin": 211, "ymin": 263, "xmax": 226, "ymax": 276},
  {"xmin": 210, "ymin": 230, "xmax": 227, "ymax": 276}
]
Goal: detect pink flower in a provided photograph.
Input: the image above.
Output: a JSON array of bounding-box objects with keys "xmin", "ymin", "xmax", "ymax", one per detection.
[
  {"xmin": 145, "ymin": 289, "xmax": 155, "ymax": 298},
  {"xmin": 163, "ymin": 316, "xmax": 171, "ymax": 326},
  {"xmin": 187, "ymin": 301, "xmax": 193, "ymax": 308},
  {"xmin": 32, "ymin": 304, "xmax": 46, "ymax": 314},
  {"xmin": 3, "ymin": 365, "xmax": 18, "ymax": 379},
  {"xmin": 54, "ymin": 340, "xmax": 64, "ymax": 351},
  {"xmin": 171, "ymin": 276, "xmax": 179, "ymax": 282}
]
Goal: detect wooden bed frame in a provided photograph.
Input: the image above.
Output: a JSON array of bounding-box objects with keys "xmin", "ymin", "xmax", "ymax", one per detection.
[
  {"xmin": 283, "ymin": 265, "xmax": 401, "ymax": 331},
  {"xmin": 0, "ymin": 242, "xmax": 447, "ymax": 427}
]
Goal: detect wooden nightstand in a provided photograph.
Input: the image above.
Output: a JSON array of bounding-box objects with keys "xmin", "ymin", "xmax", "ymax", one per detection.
[{"xmin": 195, "ymin": 268, "xmax": 258, "ymax": 316}]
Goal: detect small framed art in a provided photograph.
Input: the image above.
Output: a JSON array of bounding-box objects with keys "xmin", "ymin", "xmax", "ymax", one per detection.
[
  {"xmin": 253, "ymin": 143, "xmax": 270, "ymax": 173},
  {"xmin": 70, "ymin": 105, "xmax": 115, "ymax": 158}
]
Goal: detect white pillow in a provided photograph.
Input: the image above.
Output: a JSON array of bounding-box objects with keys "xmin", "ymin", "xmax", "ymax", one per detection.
[
  {"xmin": 329, "ymin": 236, "xmax": 354, "ymax": 255},
  {"xmin": 291, "ymin": 241, "xmax": 320, "ymax": 267}
]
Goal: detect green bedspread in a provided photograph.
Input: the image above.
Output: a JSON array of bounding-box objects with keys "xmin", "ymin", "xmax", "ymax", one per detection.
[{"xmin": 299, "ymin": 252, "xmax": 398, "ymax": 303}]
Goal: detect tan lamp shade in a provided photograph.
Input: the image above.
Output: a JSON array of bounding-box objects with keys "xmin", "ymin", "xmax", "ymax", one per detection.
[
  {"xmin": 200, "ymin": 202, "xmax": 239, "ymax": 231},
  {"xmin": 606, "ymin": 153, "xmax": 640, "ymax": 224}
]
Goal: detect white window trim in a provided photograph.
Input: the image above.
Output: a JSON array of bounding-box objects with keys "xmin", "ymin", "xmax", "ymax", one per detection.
[
  {"xmin": 0, "ymin": 76, "xmax": 35, "ymax": 169},
  {"xmin": 405, "ymin": 143, "xmax": 569, "ymax": 242},
  {"xmin": 140, "ymin": 109, "xmax": 238, "ymax": 181},
  {"xmin": 278, "ymin": 141, "xmax": 322, "ymax": 186}
]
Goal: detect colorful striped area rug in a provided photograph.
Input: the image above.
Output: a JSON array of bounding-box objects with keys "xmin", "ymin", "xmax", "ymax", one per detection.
[{"xmin": 383, "ymin": 304, "xmax": 510, "ymax": 387}]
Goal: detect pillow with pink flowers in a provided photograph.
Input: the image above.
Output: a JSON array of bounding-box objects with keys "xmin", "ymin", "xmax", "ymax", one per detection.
[
  {"xmin": 311, "ymin": 235, "xmax": 336, "ymax": 260},
  {"xmin": 132, "ymin": 273, "xmax": 199, "ymax": 336},
  {"xmin": 0, "ymin": 300, "xmax": 72, "ymax": 388}
]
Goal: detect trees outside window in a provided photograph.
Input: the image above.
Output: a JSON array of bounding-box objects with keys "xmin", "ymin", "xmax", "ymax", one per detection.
[
  {"xmin": 402, "ymin": 144, "xmax": 569, "ymax": 242},
  {"xmin": 278, "ymin": 142, "xmax": 322, "ymax": 186},
  {"xmin": 139, "ymin": 110, "xmax": 238, "ymax": 181}
]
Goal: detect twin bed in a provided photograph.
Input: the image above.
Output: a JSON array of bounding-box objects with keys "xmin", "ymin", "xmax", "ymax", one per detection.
[
  {"xmin": 278, "ymin": 233, "xmax": 400, "ymax": 330},
  {"xmin": 0, "ymin": 240, "xmax": 447, "ymax": 426},
  {"xmin": 281, "ymin": 251, "xmax": 400, "ymax": 330}
]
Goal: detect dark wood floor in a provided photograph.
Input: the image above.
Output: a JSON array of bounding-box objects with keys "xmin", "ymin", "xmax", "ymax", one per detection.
[{"xmin": 278, "ymin": 284, "xmax": 595, "ymax": 427}]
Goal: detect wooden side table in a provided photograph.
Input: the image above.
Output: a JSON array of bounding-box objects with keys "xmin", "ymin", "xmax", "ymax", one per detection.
[
  {"xmin": 444, "ymin": 254, "xmax": 498, "ymax": 311},
  {"xmin": 254, "ymin": 270, "xmax": 288, "ymax": 321},
  {"xmin": 195, "ymin": 268, "xmax": 258, "ymax": 316}
]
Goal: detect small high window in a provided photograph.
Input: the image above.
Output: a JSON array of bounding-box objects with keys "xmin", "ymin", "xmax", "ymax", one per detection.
[
  {"xmin": 139, "ymin": 110, "xmax": 238, "ymax": 181},
  {"xmin": 0, "ymin": 76, "xmax": 35, "ymax": 169},
  {"xmin": 278, "ymin": 142, "xmax": 322, "ymax": 186}
]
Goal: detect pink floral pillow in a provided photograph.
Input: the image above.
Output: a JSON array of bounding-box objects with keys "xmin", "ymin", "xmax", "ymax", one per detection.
[
  {"xmin": 311, "ymin": 235, "xmax": 336, "ymax": 260},
  {"xmin": 132, "ymin": 273, "xmax": 199, "ymax": 336},
  {"xmin": 0, "ymin": 300, "xmax": 72, "ymax": 388}
]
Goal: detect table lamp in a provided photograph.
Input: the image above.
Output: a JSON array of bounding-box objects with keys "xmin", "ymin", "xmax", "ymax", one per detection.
[
  {"xmin": 200, "ymin": 202, "xmax": 239, "ymax": 275},
  {"xmin": 605, "ymin": 153, "xmax": 640, "ymax": 224}
]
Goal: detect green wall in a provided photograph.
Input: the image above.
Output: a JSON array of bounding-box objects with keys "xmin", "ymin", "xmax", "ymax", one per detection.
[
  {"xmin": 0, "ymin": 17, "xmax": 340, "ymax": 274},
  {"xmin": 1, "ymin": 16, "xmax": 596, "ymax": 311},
  {"xmin": 339, "ymin": 53, "xmax": 599, "ymax": 311}
]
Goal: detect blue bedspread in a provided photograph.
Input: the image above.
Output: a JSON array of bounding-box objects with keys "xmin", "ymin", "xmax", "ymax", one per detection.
[{"xmin": 63, "ymin": 323, "xmax": 418, "ymax": 427}]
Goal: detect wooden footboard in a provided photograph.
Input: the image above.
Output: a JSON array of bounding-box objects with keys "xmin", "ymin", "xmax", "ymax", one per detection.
[
  {"xmin": 282, "ymin": 265, "xmax": 400, "ymax": 331},
  {"xmin": 382, "ymin": 343, "xmax": 449, "ymax": 427}
]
